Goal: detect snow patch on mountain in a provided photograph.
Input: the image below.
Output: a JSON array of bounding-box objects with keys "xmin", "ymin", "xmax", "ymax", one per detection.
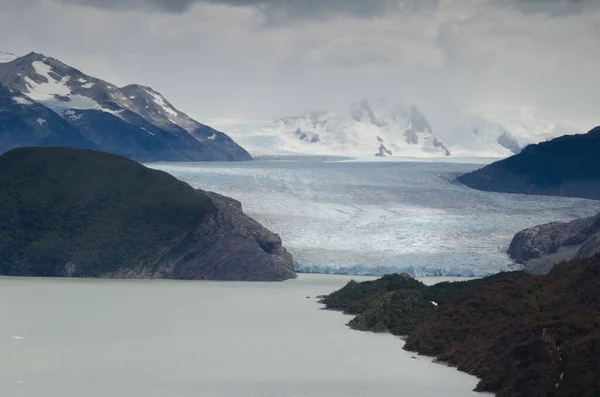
[
  {"xmin": 12, "ymin": 96, "xmax": 33, "ymax": 106},
  {"xmin": 22, "ymin": 60, "xmax": 103, "ymax": 114},
  {"xmin": 148, "ymin": 89, "xmax": 178, "ymax": 118}
]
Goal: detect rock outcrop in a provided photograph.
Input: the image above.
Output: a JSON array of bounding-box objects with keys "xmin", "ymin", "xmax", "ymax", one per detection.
[
  {"xmin": 458, "ymin": 126, "xmax": 600, "ymax": 200},
  {"xmin": 508, "ymin": 212, "xmax": 600, "ymax": 274},
  {"xmin": 0, "ymin": 147, "xmax": 295, "ymax": 281}
]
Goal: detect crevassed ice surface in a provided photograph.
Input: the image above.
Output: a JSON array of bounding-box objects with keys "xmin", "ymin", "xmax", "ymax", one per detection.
[
  {"xmin": 150, "ymin": 160, "xmax": 600, "ymax": 276},
  {"xmin": 0, "ymin": 275, "xmax": 488, "ymax": 397}
]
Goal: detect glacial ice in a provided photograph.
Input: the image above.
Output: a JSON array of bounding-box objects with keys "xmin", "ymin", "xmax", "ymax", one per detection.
[{"xmin": 150, "ymin": 160, "xmax": 600, "ymax": 277}]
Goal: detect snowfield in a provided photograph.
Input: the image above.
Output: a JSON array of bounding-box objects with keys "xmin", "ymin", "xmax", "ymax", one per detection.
[{"xmin": 150, "ymin": 160, "xmax": 600, "ymax": 277}]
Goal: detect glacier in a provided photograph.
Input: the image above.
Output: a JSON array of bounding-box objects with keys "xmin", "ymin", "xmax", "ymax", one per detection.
[{"xmin": 150, "ymin": 160, "xmax": 600, "ymax": 277}]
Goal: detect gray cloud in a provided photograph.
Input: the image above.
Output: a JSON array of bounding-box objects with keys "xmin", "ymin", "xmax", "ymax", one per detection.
[
  {"xmin": 55, "ymin": 0, "xmax": 409, "ymax": 17},
  {"xmin": 53, "ymin": 0, "xmax": 597, "ymax": 18},
  {"xmin": 512, "ymin": 0, "xmax": 596, "ymax": 15},
  {"xmin": 1, "ymin": 0, "xmax": 598, "ymax": 128}
]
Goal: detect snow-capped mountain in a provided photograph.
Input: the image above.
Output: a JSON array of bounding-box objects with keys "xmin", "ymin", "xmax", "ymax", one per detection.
[
  {"xmin": 213, "ymin": 99, "xmax": 575, "ymax": 159},
  {"xmin": 221, "ymin": 99, "xmax": 451, "ymax": 158},
  {"xmin": 0, "ymin": 52, "xmax": 250, "ymax": 162}
]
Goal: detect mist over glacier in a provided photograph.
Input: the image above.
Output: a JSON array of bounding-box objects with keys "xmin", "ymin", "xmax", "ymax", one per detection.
[{"xmin": 151, "ymin": 160, "xmax": 600, "ymax": 277}]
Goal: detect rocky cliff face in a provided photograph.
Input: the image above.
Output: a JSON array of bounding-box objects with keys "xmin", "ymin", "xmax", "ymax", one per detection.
[
  {"xmin": 0, "ymin": 147, "xmax": 294, "ymax": 281},
  {"xmin": 508, "ymin": 212, "xmax": 600, "ymax": 274},
  {"xmin": 458, "ymin": 126, "xmax": 600, "ymax": 200},
  {"xmin": 108, "ymin": 192, "xmax": 295, "ymax": 281}
]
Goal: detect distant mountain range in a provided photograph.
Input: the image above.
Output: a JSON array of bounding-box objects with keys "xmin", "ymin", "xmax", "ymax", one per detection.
[
  {"xmin": 0, "ymin": 52, "xmax": 250, "ymax": 162},
  {"xmin": 213, "ymin": 98, "xmax": 576, "ymax": 159},
  {"xmin": 458, "ymin": 126, "xmax": 600, "ymax": 200}
]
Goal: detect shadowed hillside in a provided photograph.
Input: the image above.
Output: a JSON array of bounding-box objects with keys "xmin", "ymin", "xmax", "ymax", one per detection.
[
  {"xmin": 458, "ymin": 126, "xmax": 600, "ymax": 200},
  {"xmin": 0, "ymin": 147, "xmax": 295, "ymax": 281}
]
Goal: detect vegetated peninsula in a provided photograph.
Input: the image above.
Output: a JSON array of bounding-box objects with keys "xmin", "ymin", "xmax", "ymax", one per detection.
[
  {"xmin": 457, "ymin": 126, "xmax": 600, "ymax": 200},
  {"xmin": 322, "ymin": 258, "xmax": 600, "ymax": 397},
  {"xmin": 0, "ymin": 147, "xmax": 295, "ymax": 281}
]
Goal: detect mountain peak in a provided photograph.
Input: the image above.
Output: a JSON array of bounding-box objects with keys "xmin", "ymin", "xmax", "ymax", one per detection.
[
  {"xmin": 4, "ymin": 52, "xmax": 74, "ymax": 80},
  {"xmin": 122, "ymin": 84, "xmax": 153, "ymax": 92},
  {"xmin": 18, "ymin": 52, "xmax": 49, "ymax": 63},
  {"xmin": 25, "ymin": 51, "xmax": 45, "ymax": 58}
]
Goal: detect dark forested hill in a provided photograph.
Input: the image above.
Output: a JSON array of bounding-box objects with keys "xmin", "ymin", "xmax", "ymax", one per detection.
[
  {"xmin": 323, "ymin": 258, "xmax": 600, "ymax": 397},
  {"xmin": 0, "ymin": 147, "xmax": 294, "ymax": 280},
  {"xmin": 458, "ymin": 126, "xmax": 600, "ymax": 200}
]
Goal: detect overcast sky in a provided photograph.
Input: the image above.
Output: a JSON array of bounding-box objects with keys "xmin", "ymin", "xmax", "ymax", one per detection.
[{"xmin": 0, "ymin": 0, "xmax": 598, "ymax": 126}]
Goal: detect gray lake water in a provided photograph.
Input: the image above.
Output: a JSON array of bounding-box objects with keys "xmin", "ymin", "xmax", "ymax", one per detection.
[{"xmin": 1, "ymin": 275, "xmax": 487, "ymax": 397}]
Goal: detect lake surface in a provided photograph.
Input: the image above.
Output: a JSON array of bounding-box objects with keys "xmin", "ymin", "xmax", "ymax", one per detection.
[
  {"xmin": 0, "ymin": 275, "xmax": 487, "ymax": 397},
  {"xmin": 150, "ymin": 160, "xmax": 600, "ymax": 276}
]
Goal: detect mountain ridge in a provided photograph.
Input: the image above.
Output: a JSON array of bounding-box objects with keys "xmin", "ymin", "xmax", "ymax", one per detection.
[{"xmin": 0, "ymin": 52, "xmax": 250, "ymax": 162}]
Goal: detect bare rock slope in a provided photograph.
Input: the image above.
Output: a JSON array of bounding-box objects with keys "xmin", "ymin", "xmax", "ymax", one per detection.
[{"xmin": 508, "ymin": 212, "xmax": 600, "ymax": 274}]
